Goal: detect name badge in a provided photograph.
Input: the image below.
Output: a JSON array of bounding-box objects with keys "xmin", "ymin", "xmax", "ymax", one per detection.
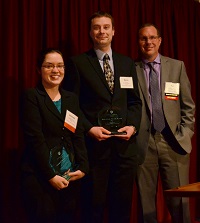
[
  {"xmin": 120, "ymin": 77, "xmax": 134, "ymax": 89},
  {"xmin": 164, "ymin": 82, "xmax": 180, "ymax": 100},
  {"xmin": 64, "ymin": 110, "xmax": 78, "ymax": 133}
]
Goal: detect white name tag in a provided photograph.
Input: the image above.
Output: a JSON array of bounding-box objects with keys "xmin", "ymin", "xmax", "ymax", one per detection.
[
  {"xmin": 165, "ymin": 82, "xmax": 180, "ymax": 95},
  {"xmin": 64, "ymin": 110, "xmax": 78, "ymax": 133},
  {"xmin": 164, "ymin": 82, "xmax": 180, "ymax": 100},
  {"xmin": 120, "ymin": 77, "xmax": 134, "ymax": 89}
]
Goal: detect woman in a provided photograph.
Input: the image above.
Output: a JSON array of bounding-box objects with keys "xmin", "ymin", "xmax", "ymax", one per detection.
[{"xmin": 19, "ymin": 48, "xmax": 89, "ymax": 223}]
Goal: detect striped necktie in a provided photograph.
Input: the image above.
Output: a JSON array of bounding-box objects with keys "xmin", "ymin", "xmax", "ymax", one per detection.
[{"xmin": 148, "ymin": 62, "xmax": 165, "ymax": 132}]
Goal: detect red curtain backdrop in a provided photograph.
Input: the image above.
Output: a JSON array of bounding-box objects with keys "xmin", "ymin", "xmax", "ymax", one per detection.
[{"xmin": 1, "ymin": 0, "xmax": 199, "ymax": 222}]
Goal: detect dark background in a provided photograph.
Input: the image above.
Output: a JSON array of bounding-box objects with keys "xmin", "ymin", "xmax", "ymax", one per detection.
[{"xmin": 0, "ymin": 0, "xmax": 199, "ymax": 222}]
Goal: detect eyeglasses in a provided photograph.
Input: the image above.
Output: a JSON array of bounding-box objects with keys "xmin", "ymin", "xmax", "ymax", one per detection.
[
  {"xmin": 139, "ymin": 36, "xmax": 159, "ymax": 42},
  {"xmin": 42, "ymin": 64, "xmax": 65, "ymax": 71}
]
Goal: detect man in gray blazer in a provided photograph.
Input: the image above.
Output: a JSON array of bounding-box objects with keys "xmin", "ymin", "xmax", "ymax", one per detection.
[{"xmin": 135, "ymin": 23, "xmax": 195, "ymax": 223}]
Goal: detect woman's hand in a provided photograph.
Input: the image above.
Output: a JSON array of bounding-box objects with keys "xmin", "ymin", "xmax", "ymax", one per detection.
[
  {"xmin": 67, "ymin": 170, "xmax": 85, "ymax": 181},
  {"xmin": 49, "ymin": 175, "xmax": 69, "ymax": 190}
]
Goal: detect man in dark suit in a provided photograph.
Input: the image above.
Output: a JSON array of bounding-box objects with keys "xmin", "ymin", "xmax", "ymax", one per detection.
[
  {"xmin": 135, "ymin": 23, "xmax": 195, "ymax": 223},
  {"xmin": 63, "ymin": 11, "xmax": 141, "ymax": 223}
]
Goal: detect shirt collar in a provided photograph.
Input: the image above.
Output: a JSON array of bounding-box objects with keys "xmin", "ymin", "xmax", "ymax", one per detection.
[
  {"xmin": 142, "ymin": 54, "xmax": 161, "ymax": 67},
  {"xmin": 95, "ymin": 48, "xmax": 112, "ymax": 61}
]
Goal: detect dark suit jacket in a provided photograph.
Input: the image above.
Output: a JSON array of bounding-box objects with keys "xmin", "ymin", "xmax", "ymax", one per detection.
[
  {"xmin": 135, "ymin": 55, "xmax": 195, "ymax": 164},
  {"xmin": 63, "ymin": 49, "xmax": 142, "ymax": 133},
  {"xmin": 20, "ymin": 83, "xmax": 89, "ymax": 181},
  {"xmin": 63, "ymin": 49, "xmax": 142, "ymax": 165}
]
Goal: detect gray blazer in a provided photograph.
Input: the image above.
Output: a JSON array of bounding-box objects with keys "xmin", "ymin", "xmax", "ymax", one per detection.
[{"xmin": 135, "ymin": 55, "xmax": 195, "ymax": 164}]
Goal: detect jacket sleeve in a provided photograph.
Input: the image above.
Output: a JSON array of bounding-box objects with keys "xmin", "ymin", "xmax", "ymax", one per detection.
[
  {"xmin": 19, "ymin": 89, "xmax": 56, "ymax": 180},
  {"xmin": 70, "ymin": 94, "xmax": 89, "ymax": 174},
  {"xmin": 126, "ymin": 60, "xmax": 142, "ymax": 132},
  {"xmin": 63, "ymin": 58, "xmax": 93, "ymax": 132}
]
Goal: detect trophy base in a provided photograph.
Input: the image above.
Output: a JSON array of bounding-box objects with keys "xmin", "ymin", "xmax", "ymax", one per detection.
[
  {"xmin": 105, "ymin": 131, "xmax": 127, "ymax": 135},
  {"xmin": 61, "ymin": 164, "xmax": 80, "ymax": 180},
  {"xmin": 62, "ymin": 173, "xmax": 71, "ymax": 180}
]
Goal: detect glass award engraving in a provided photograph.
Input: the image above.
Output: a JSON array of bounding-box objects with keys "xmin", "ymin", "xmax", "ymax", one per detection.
[
  {"xmin": 98, "ymin": 107, "xmax": 126, "ymax": 135},
  {"xmin": 49, "ymin": 145, "xmax": 74, "ymax": 180}
]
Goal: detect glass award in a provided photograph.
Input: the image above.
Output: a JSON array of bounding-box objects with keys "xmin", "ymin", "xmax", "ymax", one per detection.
[
  {"xmin": 49, "ymin": 145, "xmax": 75, "ymax": 180},
  {"xmin": 98, "ymin": 107, "xmax": 126, "ymax": 135}
]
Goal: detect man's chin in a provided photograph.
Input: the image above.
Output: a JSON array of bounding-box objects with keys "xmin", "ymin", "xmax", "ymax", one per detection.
[
  {"xmin": 98, "ymin": 40, "xmax": 107, "ymax": 44},
  {"xmin": 95, "ymin": 43, "xmax": 106, "ymax": 48},
  {"xmin": 143, "ymin": 51, "xmax": 155, "ymax": 57}
]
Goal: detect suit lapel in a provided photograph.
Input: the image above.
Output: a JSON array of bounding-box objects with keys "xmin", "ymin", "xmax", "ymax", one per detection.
[
  {"xmin": 135, "ymin": 61, "xmax": 151, "ymax": 109},
  {"xmin": 86, "ymin": 50, "xmax": 111, "ymax": 93},
  {"xmin": 160, "ymin": 56, "xmax": 170, "ymax": 101},
  {"xmin": 37, "ymin": 85, "xmax": 64, "ymax": 121},
  {"xmin": 112, "ymin": 52, "xmax": 123, "ymax": 95},
  {"xmin": 45, "ymin": 96, "xmax": 64, "ymax": 121},
  {"xmin": 61, "ymin": 90, "xmax": 73, "ymax": 120}
]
